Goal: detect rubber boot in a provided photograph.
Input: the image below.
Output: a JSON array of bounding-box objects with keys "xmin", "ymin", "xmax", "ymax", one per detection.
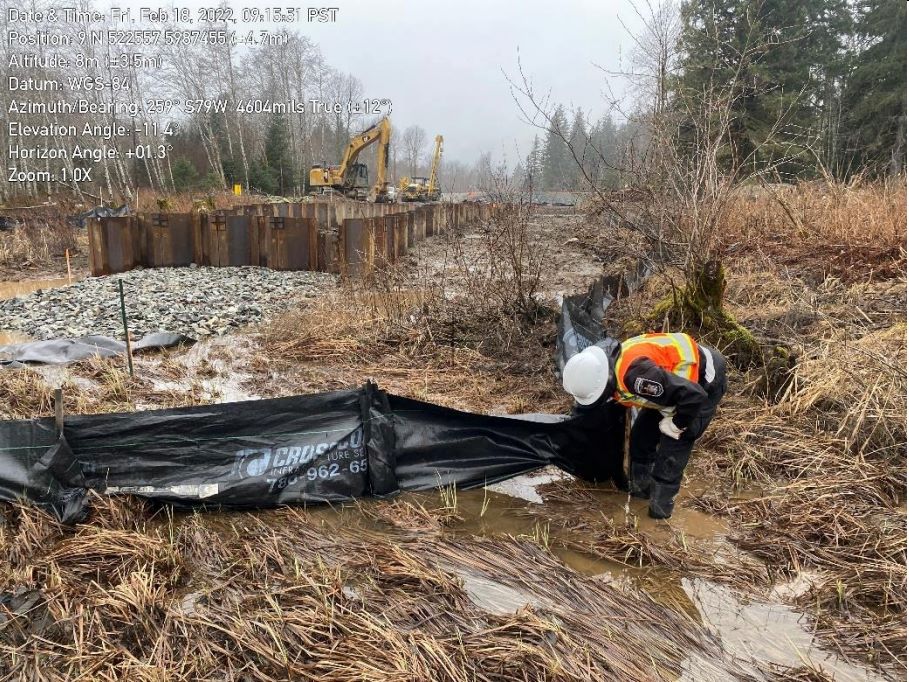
[
  {"xmin": 648, "ymin": 482, "xmax": 677, "ymax": 519},
  {"xmin": 630, "ymin": 463, "xmax": 654, "ymax": 500}
]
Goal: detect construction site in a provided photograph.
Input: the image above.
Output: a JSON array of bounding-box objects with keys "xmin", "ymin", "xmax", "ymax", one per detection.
[{"xmin": 0, "ymin": 1, "xmax": 907, "ymax": 681}]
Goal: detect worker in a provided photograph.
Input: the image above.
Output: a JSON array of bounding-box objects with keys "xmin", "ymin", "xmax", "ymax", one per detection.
[{"xmin": 561, "ymin": 333, "xmax": 727, "ymax": 519}]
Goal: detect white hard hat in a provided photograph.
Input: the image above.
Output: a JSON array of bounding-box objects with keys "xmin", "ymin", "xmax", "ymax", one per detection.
[{"xmin": 562, "ymin": 345, "xmax": 610, "ymax": 405}]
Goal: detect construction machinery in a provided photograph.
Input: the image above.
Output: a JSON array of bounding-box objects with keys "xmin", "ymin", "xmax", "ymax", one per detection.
[
  {"xmin": 309, "ymin": 117, "xmax": 392, "ymax": 202},
  {"xmin": 400, "ymin": 134, "xmax": 443, "ymax": 202}
]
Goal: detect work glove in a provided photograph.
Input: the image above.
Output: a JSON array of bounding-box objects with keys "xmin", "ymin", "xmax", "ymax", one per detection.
[{"xmin": 659, "ymin": 416, "xmax": 684, "ymax": 440}]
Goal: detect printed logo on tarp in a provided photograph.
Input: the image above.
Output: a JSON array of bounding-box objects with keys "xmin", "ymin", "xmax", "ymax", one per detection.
[{"xmin": 231, "ymin": 427, "xmax": 367, "ymax": 493}]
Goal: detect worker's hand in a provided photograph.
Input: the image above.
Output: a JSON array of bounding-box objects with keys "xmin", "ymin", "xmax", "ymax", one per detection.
[{"xmin": 659, "ymin": 416, "xmax": 684, "ymax": 440}]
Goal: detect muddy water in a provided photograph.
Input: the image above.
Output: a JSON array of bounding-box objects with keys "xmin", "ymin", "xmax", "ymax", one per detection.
[
  {"xmin": 683, "ymin": 579, "xmax": 887, "ymax": 682},
  {"xmin": 242, "ymin": 472, "xmax": 888, "ymax": 682},
  {"xmin": 0, "ymin": 276, "xmax": 75, "ymax": 345},
  {"xmin": 0, "ymin": 276, "xmax": 73, "ymax": 300}
]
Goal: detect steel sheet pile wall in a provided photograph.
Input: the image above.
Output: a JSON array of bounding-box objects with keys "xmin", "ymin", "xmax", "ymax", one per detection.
[{"xmin": 88, "ymin": 200, "xmax": 490, "ymax": 277}]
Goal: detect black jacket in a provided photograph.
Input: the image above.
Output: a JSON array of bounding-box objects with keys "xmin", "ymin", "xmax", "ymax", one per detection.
[
  {"xmin": 575, "ymin": 345, "xmax": 709, "ymax": 430},
  {"xmin": 620, "ymin": 354, "xmax": 707, "ymax": 429}
]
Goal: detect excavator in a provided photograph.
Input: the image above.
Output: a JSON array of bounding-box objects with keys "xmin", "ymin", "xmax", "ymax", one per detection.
[
  {"xmin": 309, "ymin": 117, "xmax": 392, "ymax": 202},
  {"xmin": 400, "ymin": 134, "xmax": 443, "ymax": 202}
]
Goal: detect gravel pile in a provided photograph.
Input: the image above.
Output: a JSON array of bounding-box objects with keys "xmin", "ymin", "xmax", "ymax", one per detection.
[{"xmin": 1, "ymin": 266, "xmax": 335, "ymax": 340}]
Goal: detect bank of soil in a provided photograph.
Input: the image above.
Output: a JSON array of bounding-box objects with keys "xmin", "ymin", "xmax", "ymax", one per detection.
[{"xmin": 0, "ymin": 201, "xmax": 904, "ymax": 680}]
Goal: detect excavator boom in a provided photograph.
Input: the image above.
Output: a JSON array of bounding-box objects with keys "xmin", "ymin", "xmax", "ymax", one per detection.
[
  {"xmin": 427, "ymin": 135, "xmax": 443, "ymax": 199},
  {"xmin": 309, "ymin": 117, "xmax": 392, "ymax": 201},
  {"xmin": 399, "ymin": 133, "xmax": 444, "ymax": 202}
]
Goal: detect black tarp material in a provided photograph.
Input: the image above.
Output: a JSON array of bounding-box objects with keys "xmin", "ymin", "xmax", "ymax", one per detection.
[
  {"xmin": 67, "ymin": 204, "xmax": 130, "ymax": 229},
  {"xmin": 0, "ymin": 332, "xmax": 194, "ymax": 367},
  {"xmin": 554, "ymin": 260, "xmax": 655, "ymax": 371},
  {"xmin": 0, "ymin": 418, "xmax": 86, "ymax": 522},
  {"xmin": 0, "ymin": 275, "xmax": 636, "ymax": 523},
  {"xmin": 556, "ymin": 276, "xmax": 617, "ymax": 371},
  {"xmin": 0, "ymin": 382, "xmax": 624, "ymax": 523}
]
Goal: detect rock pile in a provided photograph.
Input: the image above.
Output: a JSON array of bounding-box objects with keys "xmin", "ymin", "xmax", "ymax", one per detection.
[{"xmin": 0, "ymin": 266, "xmax": 335, "ymax": 340}]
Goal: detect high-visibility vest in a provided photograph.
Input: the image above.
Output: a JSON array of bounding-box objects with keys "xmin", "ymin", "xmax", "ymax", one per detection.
[{"xmin": 613, "ymin": 333, "xmax": 700, "ymax": 409}]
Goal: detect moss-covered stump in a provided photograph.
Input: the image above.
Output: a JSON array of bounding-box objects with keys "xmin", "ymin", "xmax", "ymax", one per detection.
[
  {"xmin": 755, "ymin": 344, "xmax": 798, "ymax": 401},
  {"xmin": 650, "ymin": 260, "xmax": 763, "ymax": 368},
  {"xmin": 647, "ymin": 261, "xmax": 799, "ymax": 400}
]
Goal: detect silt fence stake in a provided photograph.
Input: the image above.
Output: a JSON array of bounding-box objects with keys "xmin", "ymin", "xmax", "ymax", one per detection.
[{"xmin": 118, "ymin": 279, "xmax": 134, "ymax": 377}]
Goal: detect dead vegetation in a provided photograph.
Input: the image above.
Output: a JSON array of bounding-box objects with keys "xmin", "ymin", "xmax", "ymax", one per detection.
[
  {"xmin": 0, "ymin": 182, "xmax": 904, "ymax": 678},
  {"xmin": 0, "ymin": 354, "xmax": 228, "ymax": 421},
  {"xmin": 257, "ymin": 205, "xmax": 566, "ymax": 414},
  {"xmin": 0, "ymin": 222, "xmax": 79, "ymax": 270},
  {"xmin": 0, "ymin": 202, "xmax": 82, "ymax": 274},
  {"xmin": 675, "ymin": 184, "xmax": 906, "ymax": 670},
  {"xmin": 0, "ymin": 503, "xmax": 757, "ymax": 681},
  {"xmin": 720, "ymin": 180, "xmax": 906, "ymax": 283}
]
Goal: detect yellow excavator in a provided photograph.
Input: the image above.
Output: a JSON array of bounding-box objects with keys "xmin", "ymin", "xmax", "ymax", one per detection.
[
  {"xmin": 400, "ymin": 134, "xmax": 443, "ymax": 202},
  {"xmin": 309, "ymin": 117, "xmax": 392, "ymax": 202}
]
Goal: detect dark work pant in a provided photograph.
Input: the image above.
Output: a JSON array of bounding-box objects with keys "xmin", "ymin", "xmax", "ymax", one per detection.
[{"xmin": 629, "ymin": 349, "xmax": 727, "ymax": 497}]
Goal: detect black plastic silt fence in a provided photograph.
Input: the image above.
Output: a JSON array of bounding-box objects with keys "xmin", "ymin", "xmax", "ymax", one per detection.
[{"xmin": 0, "ymin": 382, "xmax": 625, "ymax": 524}]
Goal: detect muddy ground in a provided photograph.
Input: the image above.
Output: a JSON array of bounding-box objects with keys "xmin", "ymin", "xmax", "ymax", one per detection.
[{"xmin": 0, "ymin": 193, "xmax": 905, "ymax": 681}]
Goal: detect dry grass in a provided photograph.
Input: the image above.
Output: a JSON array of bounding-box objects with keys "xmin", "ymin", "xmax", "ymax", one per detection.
[
  {"xmin": 690, "ymin": 392, "xmax": 906, "ymax": 663},
  {"xmin": 258, "ymin": 284, "xmax": 567, "ymax": 414},
  {"xmin": 0, "ymin": 355, "xmax": 229, "ymax": 421},
  {"xmin": 721, "ymin": 179, "xmax": 906, "ymax": 281},
  {"xmin": 361, "ymin": 498, "xmax": 462, "ymax": 531},
  {"xmin": 761, "ymin": 663, "xmax": 836, "ymax": 681},
  {"xmin": 779, "ymin": 323, "xmax": 906, "ymax": 460},
  {"xmin": 0, "ymin": 222, "xmax": 78, "ymax": 268},
  {"xmin": 594, "ymin": 182, "xmax": 907, "ymax": 672},
  {"xmin": 0, "ymin": 369, "xmax": 56, "ymax": 419},
  {"xmin": 0, "ymin": 503, "xmax": 757, "ymax": 681}
]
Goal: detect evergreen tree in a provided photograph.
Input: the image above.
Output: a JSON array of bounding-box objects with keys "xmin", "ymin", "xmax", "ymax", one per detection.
[
  {"xmin": 589, "ymin": 115, "xmax": 620, "ymax": 188},
  {"xmin": 263, "ymin": 115, "xmax": 294, "ymax": 195},
  {"xmin": 543, "ymin": 105, "xmax": 572, "ymax": 189},
  {"xmin": 567, "ymin": 108, "xmax": 589, "ymax": 188},
  {"xmin": 842, "ymin": 0, "xmax": 907, "ymax": 175},
  {"xmin": 170, "ymin": 158, "xmax": 199, "ymax": 191},
  {"xmin": 675, "ymin": 0, "xmax": 850, "ymax": 178},
  {"xmin": 525, "ymin": 135, "xmax": 545, "ymax": 189},
  {"xmin": 248, "ymin": 161, "xmax": 277, "ymax": 195}
]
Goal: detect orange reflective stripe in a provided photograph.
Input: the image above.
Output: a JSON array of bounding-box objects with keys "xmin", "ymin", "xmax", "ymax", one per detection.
[{"xmin": 613, "ymin": 333, "xmax": 700, "ymax": 408}]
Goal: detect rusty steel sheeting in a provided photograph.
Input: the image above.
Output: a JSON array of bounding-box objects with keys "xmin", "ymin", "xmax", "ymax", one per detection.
[
  {"xmin": 87, "ymin": 216, "xmax": 140, "ymax": 276},
  {"xmin": 141, "ymin": 213, "xmax": 194, "ymax": 268},
  {"xmin": 341, "ymin": 217, "xmax": 369, "ymax": 277},
  {"xmin": 266, "ymin": 216, "xmax": 316, "ymax": 271},
  {"xmin": 87, "ymin": 200, "xmax": 486, "ymax": 277}
]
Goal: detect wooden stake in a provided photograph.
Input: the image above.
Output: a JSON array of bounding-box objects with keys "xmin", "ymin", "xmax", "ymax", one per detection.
[
  {"xmin": 623, "ymin": 407, "xmax": 633, "ymax": 484},
  {"xmin": 118, "ymin": 279, "xmax": 134, "ymax": 376},
  {"xmin": 65, "ymin": 249, "xmax": 72, "ymax": 284},
  {"xmin": 54, "ymin": 388, "xmax": 64, "ymax": 436}
]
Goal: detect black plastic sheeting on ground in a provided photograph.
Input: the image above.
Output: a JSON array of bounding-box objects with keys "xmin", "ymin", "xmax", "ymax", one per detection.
[
  {"xmin": 0, "ymin": 382, "xmax": 625, "ymax": 523},
  {"xmin": 554, "ymin": 259, "xmax": 655, "ymax": 371},
  {"xmin": 0, "ymin": 332, "xmax": 195, "ymax": 367},
  {"xmin": 0, "ymin": 268, "xmax": 638, "ymax": 523},
  {"xmin": 67, "ymin": 204, "xmax": 130, "ymax": 229}
]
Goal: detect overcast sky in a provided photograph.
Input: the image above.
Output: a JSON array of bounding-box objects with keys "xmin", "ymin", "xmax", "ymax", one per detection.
[
  {"xmin": 79, "ymin": 0, "xmax": 644, "ymax": 165},
  {"xmin": 306, "ymin": 0, "xmax": 643, "ymax": 165}
]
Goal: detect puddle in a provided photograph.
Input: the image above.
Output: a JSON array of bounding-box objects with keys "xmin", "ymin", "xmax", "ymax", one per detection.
[
  {"xmin": 452, "ymin": 566, "xmax": 548, "ymax": 615},
  {"xmin": 0, "ymin": 276, "xmax": 74, "ymax": 300},
  {"xmin": 162, "ymin": 483, "xmax": 892, "ymax": 682},
  {"xmin": 1, "ymin": 277, "xmax": 74, "ymax": 344},
  {"xmin": 143, "ymin": 336, "xmax": 261, "ymax": 405},
  {"xmin": 683, "ymin": 578, "xmax": 889, "ymax": 682},
  {"xmin": 486, "ymin": 468, "xmax": 567, "ymax": 503}
]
